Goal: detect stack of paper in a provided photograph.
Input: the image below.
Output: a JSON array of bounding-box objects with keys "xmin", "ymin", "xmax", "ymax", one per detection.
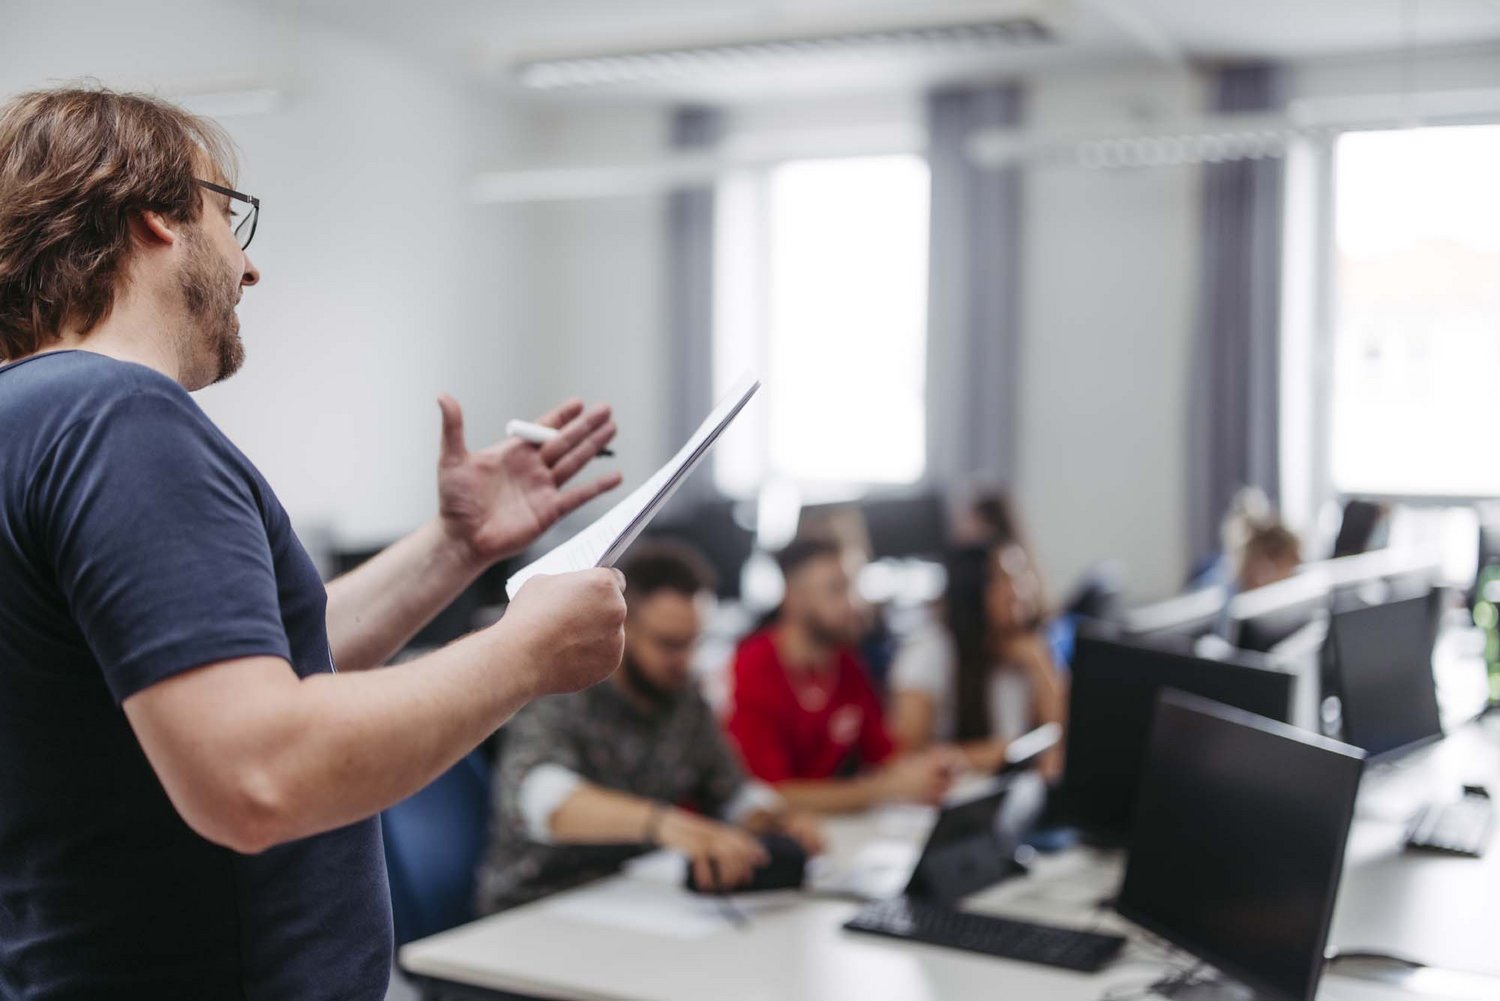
[{"xmin": 506, "ymin": 373, "xmax": 761, "ymax": 599}]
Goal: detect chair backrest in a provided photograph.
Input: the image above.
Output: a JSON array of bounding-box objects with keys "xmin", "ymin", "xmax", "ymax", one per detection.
[{"xmin": 381, "ymin": 750, "xmax": 492, "ymax": 946}]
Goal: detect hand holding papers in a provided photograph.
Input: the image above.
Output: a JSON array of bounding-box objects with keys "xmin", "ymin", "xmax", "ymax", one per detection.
[{"xmin": 506, "ymin": 374, "xmax": 761, "ymax": 599}]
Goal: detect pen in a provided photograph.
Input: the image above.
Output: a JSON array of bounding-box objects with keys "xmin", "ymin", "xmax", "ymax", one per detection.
[
  {"xmin": 708, "ymin": 860, "xmax": 751, "ymax": 931},
  {"xmin": 506, "ymin": 418, "xmax": 615, "ymax": 458}
]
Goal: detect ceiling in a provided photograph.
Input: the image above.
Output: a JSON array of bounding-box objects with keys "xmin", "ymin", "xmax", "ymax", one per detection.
[{"xmin": 260, "ymin": 0, "xmax": 1500, "ymax": 102}]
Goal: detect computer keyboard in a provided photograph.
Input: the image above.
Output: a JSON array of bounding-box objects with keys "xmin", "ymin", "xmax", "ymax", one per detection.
[
  {"xmin": 1405, "ymin": 794, "xmax": 1494, "ymax": 858},
  {"xmin": 843, "ymin": 897, "xmax": 1126, "ymax": 972}
]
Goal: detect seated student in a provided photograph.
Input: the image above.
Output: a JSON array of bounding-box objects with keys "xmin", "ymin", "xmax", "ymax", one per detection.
[
  {"xmin": 726, "ymin": 539, "xmax": 960, "ymax": 813},
  {"xmin": 1188, "ymin": 486, "xmax": 1273, "ymax": 591},
  {"xmin": 889, "ymin": 542, "xmax": 1068, "ymax": 778},
  {"xmin": 477, "ymin": 541, "xmax": 823, "ymax": 914},
  {"xmin": 1238, "ymin": 520, "xmax": 1302, "ymax": 592}
]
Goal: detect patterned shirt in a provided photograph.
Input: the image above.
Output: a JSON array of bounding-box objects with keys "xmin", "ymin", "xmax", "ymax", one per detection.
[{"xmin": 478, "ymin": 678, "xmax": 769, "ymax": 913}]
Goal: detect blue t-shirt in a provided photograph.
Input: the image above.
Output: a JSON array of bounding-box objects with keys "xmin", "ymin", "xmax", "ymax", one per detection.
[{"xmin": 0, "ymin": 351, "xmax": 391, "ymax": 1000}]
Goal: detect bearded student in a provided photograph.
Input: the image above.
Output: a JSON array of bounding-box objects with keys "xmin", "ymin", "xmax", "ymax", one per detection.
[
  {"xmin": 0, "ymin": 86, "xmax": 631, "ymax": 1000},
  {"xmin": 726, "ymin": 538, "xmax": 964, "ymax": 813},
  {"xmin": 479, "ymin": 541, "xmax": 825, "ymax": 913}
]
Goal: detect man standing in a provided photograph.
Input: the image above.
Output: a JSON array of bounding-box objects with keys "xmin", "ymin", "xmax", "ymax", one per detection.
[
  {"xmin": 480, "ymin": 541, "xmax": 823, "ymax": 913},
  {"xmin": 0, "ymin": 87, "xmax": 626, "ymax": 999},
  {"xmin": 727, "ymin": 539, "xmax": 961, "ymax": 812}
]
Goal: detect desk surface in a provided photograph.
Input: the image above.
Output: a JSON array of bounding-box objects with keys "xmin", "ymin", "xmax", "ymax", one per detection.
[{"xmin": 402, "ymin": 656, "xmax": 1499, "ymax": 1001}]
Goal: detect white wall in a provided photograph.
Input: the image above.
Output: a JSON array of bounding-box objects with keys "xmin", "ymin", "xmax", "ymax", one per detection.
[
  {"xmin": 3, "ymin": 0, "xmax": 528, "ymax": 552},
  {"xmin": 1015, "ymin": 65, "xmax": 1206, "ymax": 602},
  {"xmin": 502, "ymin": 104, "xmax": 673, "ymax": 509}
]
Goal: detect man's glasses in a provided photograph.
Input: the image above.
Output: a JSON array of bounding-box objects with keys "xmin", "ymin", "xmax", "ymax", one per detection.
[{"xmin": 195, "ymin": 179, "xmax": 259, "ymax": 252}]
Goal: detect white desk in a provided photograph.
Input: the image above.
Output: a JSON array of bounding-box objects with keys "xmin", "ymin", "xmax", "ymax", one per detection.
[{"xmin": 402, "ymin": 654, "xmax": 1499, "ymax": 1001}]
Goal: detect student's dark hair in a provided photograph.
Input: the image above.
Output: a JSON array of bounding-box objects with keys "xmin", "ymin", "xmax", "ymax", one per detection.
[
  {"xmin": 621, "ymin": 539, "xmax": 717, "ymax": 601},
  {"xmin": 970, "ymin": 491, "xmax": 1022, "ymax": 547},
  {"xmin": 941, "ymin": 541, "xmax": 1047, "ymax": 742},
  {"xmin": 775, "ymin": 537, "xmax": 842, "ymax": 582},
  {"xmin": 943, "ymin": 546, "xmax": 995, "ymax": 742}
]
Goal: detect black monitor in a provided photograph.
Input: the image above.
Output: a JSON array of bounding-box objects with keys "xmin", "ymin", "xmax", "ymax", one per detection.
[
  {"xmin": 1059, "ymin": 632, "xmax": 1296, "ymax": 842},
  {"xmin": 860, "ymin": 493, "xmax": 949, "ymax": 560},
  {"xmin": 1226, "ymin": 575, "xmax": 1330, "ymax": 654},
  {"xmin": 904, "ymin": 772, "xmax": 1045, "ymax": 905},
  {"xmin": 1123, "ymin": 586, "xmax": 1225, "ymax": 642},
  {"xmin": 1327, "ymin": 592, "xmax": 1443, "ymax": 759},
  {"xmin": 1118, "ymin": 690, "xmax": 1365, "ymax": 1001}
]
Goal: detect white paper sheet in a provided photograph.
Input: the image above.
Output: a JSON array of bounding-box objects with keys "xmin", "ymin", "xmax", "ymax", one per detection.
[
  {"xmin": 506, "ymin": 373, "xmax": 761, "ymax": 599},
  {"xmin": 538, "ymin": 878, "xmax": 730, "ymax": 940}
]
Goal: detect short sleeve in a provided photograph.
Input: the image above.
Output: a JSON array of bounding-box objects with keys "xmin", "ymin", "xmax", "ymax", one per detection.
[
  {"xmin": 889, "ymin": 621, "xmax": 956, "ymax": 698},
  {"xmin": 34, "ymin": 392, "xmax": 292, "ymax": 703},
  {"xmin": 494, "ymin": 696, "xmax": 587, "ymax": 839}
]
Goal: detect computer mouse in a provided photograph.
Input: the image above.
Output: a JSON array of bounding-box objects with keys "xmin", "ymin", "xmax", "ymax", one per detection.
[{"xmin": 683, "ymin": 834, "xmax": 808, "ymax": 894}]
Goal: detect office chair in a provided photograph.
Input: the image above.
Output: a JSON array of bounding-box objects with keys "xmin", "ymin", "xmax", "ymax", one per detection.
[{"xmin": 382, "ymin": 751, "xmax": 492, "ymax": 949}]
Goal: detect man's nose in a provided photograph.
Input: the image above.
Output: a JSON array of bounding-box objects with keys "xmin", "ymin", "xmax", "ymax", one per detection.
[{"xmin": 242, "ymin": 254, "xmax": 261, "ymax": 287}]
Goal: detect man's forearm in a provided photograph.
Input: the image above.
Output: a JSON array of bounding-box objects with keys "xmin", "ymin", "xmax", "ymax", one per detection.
[
  {"xmin": 774, "ymin": 776, "xmax": 882, "ymax": 814},
  {"xmin": 127, "ymin": 626, "xmax": 537, "ymax": 854},
  {"xmin": 324, "ymin": 517, "xmax": 488, "ymax": 672},
  {"xmin": 548, "ymin": 783, "xmax": 662, "ymax": 845}
]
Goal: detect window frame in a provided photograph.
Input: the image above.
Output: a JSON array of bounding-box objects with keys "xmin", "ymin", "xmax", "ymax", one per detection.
[
  {"xmin": 711, "ymin": 152, "xmax": 934, "ymax": 503},
  {"xmin": 1297, "ymin": 118, "xmax": 1500, "ymax": 511}
]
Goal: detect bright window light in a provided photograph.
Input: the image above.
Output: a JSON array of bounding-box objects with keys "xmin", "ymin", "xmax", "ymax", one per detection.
[
  {"xmin": 714, "ymin": 155, "xmax": 930, "ymax": 497},
  {"xmin": 1330, "ymin": 124, "xmax": 1500, "ymax": 497}
]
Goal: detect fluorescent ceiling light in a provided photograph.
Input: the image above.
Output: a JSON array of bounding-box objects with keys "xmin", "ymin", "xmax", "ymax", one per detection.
[{"xmin": 515, "ymin": 18, "xmax": 1054, "ymax": 91}]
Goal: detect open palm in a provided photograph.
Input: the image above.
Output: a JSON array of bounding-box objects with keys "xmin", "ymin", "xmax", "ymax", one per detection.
[{"xmin": 435, "ymin": 395, "xmax": 622, "ymax": 565}]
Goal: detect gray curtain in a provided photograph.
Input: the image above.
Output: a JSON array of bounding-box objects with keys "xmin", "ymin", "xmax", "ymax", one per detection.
[
  {"xmin": 924, "ymin": 84, "xmax": 1025, "ymax": 489},
  {"xmin": 1188, "ymin": 63, "xmax": 1286, "ymax": 560},
  {"xmin": 663, "ymin": 106, "xmax": 722, "ymax": 512}
]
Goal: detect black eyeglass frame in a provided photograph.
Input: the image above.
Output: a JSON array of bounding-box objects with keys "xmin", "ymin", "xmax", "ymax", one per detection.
[{"xmin": 195, "ymin": 179, "xmax": 260, "ymax": 251}]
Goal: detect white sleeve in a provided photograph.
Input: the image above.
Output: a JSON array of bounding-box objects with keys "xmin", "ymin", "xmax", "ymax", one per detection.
[
  {"xmin": 890, "ymin": 621, "xmax": 955, "ymax": 697},
  {"xmin": 517, "ymin": 763, "xmax": 586, "ymax": 844},
  {"xmin": 721, "ymin": 780, "xmax": 785, "ymax": 825}
]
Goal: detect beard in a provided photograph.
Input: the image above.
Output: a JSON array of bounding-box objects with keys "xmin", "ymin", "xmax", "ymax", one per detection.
[
  {"xmin": 176, "ymin": 229, "xmax": 244, "ymax": 388},
  {"xmin": 804, "ymin": 614, "xmax": 854, "ymax": 650},
  {"xmin": 620, "ymin": 653, "xmax": 679, "ymax": 710}
]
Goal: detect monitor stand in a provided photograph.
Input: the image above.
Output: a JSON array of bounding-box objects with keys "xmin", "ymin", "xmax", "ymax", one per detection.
[{"xmin": 1146, "ymin": 971, "xmax": 1262, "ymax": 1001}]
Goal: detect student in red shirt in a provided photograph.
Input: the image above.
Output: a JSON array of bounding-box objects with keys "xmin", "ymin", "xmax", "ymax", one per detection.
[{"xmin": 727, "ymin": 539, "xmax": 961, "ymax": 813}]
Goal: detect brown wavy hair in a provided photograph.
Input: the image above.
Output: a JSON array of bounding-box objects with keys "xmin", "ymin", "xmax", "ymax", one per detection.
[{"xmin": 0, "ymin": 85, "xmax": 237, "ymax": 360}]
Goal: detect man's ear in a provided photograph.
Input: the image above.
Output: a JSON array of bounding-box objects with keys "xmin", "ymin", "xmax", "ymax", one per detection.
[{"xmin": 130, "ymin": 209, "xmax": 179, "ymax": 248}]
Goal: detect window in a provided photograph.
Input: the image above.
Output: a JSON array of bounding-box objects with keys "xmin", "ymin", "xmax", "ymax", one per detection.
[
  {"xmin": 1329, "ymin": 123, "xmax": 1500, "ymax": 497},
  {"xmin": 713, "ymin": 154, "xmax": 931, "ymax": 499}
]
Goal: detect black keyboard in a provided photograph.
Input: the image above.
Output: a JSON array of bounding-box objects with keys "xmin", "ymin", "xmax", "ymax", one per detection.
[
  {"xmin": 1406, "ymin": 794, "xmax": 1494, "ymax": 857},
  {"xmin": 844, "ymin": 897, "xmax": 1126, "ymax": 973}
]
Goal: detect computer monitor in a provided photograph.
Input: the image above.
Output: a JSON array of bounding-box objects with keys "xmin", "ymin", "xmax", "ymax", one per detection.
[
  {"xmin": 1225, "ymin": 573, "xmax": 1330, "ymax": 654},
  {"xmin": 1122, "ymin": 585, "xmax": 1226, "ymax": 642},
  {"xmin": 860, "ymin": 493, "xmax": 950, "ymax": 561},
  {"xmin": 904, "ymin": 771, "xmax": 1046, "ymax": 905},
  {"xmin": 1327, "ymin": 592, "xmax": 1443, "ymax": 759},
  {"xmin": 1118, "ymin": 690, "xmax": 1365, "ymax": 1001},
  {"xmin": 1059, "ymin": 631, "xmax": 1296, "ymax": 842}
]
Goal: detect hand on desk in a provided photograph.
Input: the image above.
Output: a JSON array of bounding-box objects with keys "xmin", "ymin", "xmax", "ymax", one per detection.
[
  {"xmin": 774, "ymin": 811, "xmax": 827, "ymax": 857},
  {"xmin": 658, "ymin": 810, "xmax": 771, "ymax": 891},
  {"xmin": 875, "ymin": 747, "xmax": 965, "ymax": 806},
  {"xmin": 435, "ymin": 394, "xmax": 622, "ymax": 566}
]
